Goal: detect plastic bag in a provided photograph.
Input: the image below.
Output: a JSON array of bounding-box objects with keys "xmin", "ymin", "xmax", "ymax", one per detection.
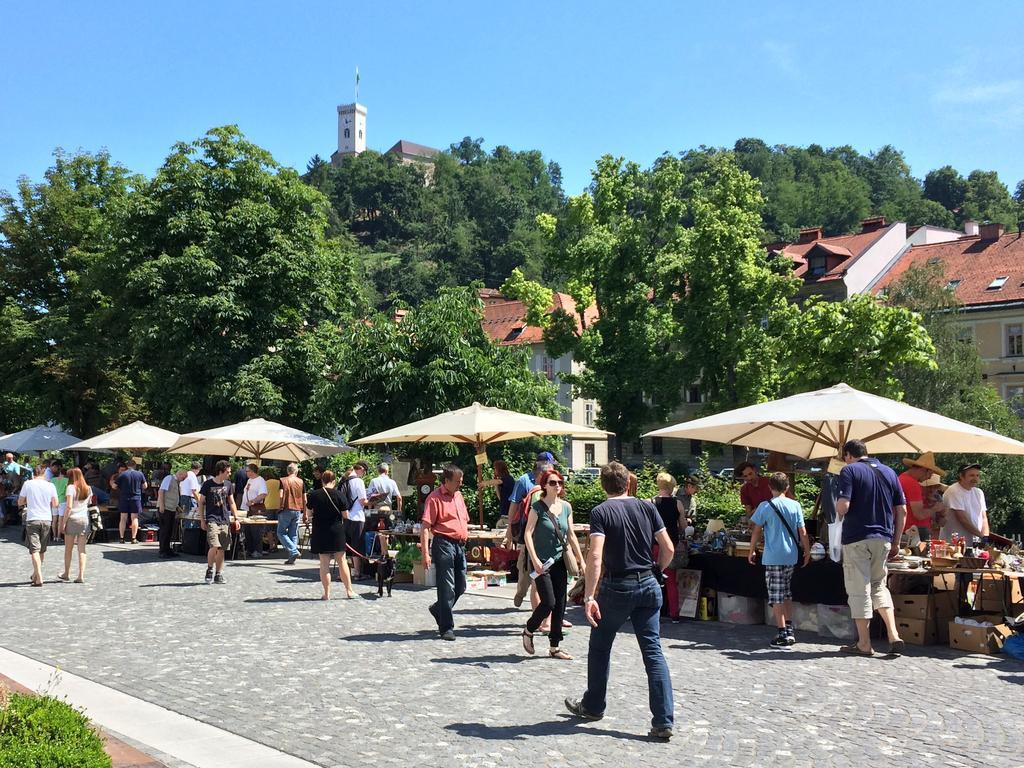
[{"xmin": 828, "ymin": 519, "xmax": 843, "ymax": 563}]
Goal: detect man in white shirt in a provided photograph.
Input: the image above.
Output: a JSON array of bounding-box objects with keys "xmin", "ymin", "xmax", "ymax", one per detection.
[
  {"xmin": 19, "ymin": 464, "xmax": 59, "ymax": 586},
  {"xmin": 346, "ymin": 461, "xmax": 370, "ymax": 579},
  {"xmin": 367, "ymin": 463, "xmax": 403, "ymax": 516},
  {"xmin": 241, "ymin": 464, "xmax": 269, "ymax": 558},
  {"xmin": 179, "ymin": 461, "xmax": 202, "ymax": 518},
  {"xmin": 941, "ymin": 463, "xmax": 989, "ymax": 543}
]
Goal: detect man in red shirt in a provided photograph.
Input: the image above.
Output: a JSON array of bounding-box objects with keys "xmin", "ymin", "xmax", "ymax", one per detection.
[
  {"xmin": 898, "ymin": 453, "xmax": 946, "ymax": 553},
  {"xmin": 421, "ymin": 465, "xmax": 470, "ymax": 641},
  {"xmin": 737, "ymin": 462, "xmax": 772, "ymax": 524}
]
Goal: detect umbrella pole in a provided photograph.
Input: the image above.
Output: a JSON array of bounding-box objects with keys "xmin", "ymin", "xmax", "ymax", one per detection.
[{"xmin": 475, "ymin": 441, "xmax": 485, "ymax": 527}]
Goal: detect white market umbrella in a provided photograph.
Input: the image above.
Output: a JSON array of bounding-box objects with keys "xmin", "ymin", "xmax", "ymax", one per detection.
[
  {"xmin": 0, "ymin": 424, "xmax": 80, "ymax": 454},
  {"xmin": 66, "ymin": 421, "xmax": 180, "ymax": 452},
  {"xmin": 167, "ymin": 418, "xmax": 351, "ymax": 462},
  {"xmin": 643, "ymin": 382, "xmax": 1024, "ymax": 460},
  {"xmin": 351, "ymin": 402, "xmax": 612, "ymax": 522}
]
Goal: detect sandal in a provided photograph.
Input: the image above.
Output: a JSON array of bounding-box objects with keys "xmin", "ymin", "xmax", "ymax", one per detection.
[
  {"xmin": 58, "ymin": 574, "xmax": 69, "ymax": 582},
  {"xmin": 549, "ymin": 648, "xmax": 574, "ymax": 660},
  {"xmin": 839, "ymin": 644, "xmax": 874, "ymax": 657},
  {"xmin": 522, "ymin": 629, "xmax": 535, "ymax": 655},
  {"xmin": 74, "ymin": 577, "xmax": 85, "ymax": 584}
]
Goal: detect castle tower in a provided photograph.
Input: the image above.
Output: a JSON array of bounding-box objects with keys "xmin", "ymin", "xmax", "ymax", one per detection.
[{"xmin": 332, "ymin": 102, "xmax": 367, "ymax": 164}]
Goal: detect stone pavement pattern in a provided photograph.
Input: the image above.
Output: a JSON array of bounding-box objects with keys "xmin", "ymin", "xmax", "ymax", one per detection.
[{"xmin": 1, "ymin": 531, "xmax": 1023, "ymax": 768}]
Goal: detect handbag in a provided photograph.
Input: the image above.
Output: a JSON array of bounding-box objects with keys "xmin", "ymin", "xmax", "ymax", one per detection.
[
  {"xmin": 543, "ymin": 500, "xmax": 580, "ymax": 577},
  {"xmin": 88, "ymin": 506, "xmax": 103, "ymax": 533},
  {"xmin": 767, "ymin": 499, "xmax": 804, "ymax": 567}
]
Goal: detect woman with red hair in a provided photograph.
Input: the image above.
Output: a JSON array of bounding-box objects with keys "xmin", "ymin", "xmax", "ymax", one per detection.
[{"xmin": 521, "ymin": 469, "xmax": 586, "ymax": 660}]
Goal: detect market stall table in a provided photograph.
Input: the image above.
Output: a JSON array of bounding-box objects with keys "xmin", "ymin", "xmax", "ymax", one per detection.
[{"xmin": 687, "ymin": 553, "xmax": 848, "ymax": 605}]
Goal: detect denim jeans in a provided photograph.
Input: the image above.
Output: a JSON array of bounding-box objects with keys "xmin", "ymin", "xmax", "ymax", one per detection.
[
  {"xmin": 277, "ymin": 509, "xmax": 300, "ymax": 557},
  {"xmin": 431, "ymin": 535, "xmax": 467, "ymax": 634},
  {"xmin": 582, "ymin": 573, "xmax": 674, "ymax": 729}
]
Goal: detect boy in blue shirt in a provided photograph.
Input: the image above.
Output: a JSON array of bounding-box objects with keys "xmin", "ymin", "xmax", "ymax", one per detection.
[{"xmin": 748, "ymin": 472, "xmax": 811, "ymax": 648}]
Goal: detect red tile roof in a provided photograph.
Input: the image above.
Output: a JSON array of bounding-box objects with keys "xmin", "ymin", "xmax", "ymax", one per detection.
[
  {"xmin": 873, "ymin": 231, "xmax": 1024, "ymax": 307},
  {"xmin": 780, "ymin": 225, "xmax": 895, "ymax": 283},
  {"xmin": 481, "ymin": 293, "xmax": 598, "ymax": 346},
  {"xmin": 386, "ymin": 140, "xmax": 440, "ymax": 158}
]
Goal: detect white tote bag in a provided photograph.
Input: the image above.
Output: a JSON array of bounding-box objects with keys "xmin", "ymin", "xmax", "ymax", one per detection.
[{"xmin": 828, "ymin": 519, "xmax": 843, "ymax": 563}]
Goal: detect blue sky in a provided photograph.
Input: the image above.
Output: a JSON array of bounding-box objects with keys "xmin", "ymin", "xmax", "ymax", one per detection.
[{"xmin": 3, "ymin": 1, "xmax": 1023, "ymax": 200}]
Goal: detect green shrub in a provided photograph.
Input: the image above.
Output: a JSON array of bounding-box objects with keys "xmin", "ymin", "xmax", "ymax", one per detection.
[{"xmin": 0, "ymin": 690, "xmax": 110, "ymax": 768}]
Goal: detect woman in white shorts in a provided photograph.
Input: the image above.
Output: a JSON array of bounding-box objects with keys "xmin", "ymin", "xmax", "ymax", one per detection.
[{"xmin": 59, "ymin": 468, "xmax": 93, "ymax": 583}]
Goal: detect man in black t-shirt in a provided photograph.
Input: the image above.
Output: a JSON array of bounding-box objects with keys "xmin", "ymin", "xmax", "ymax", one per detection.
[
  {"xmin": 198, "ymin": 460, "xmax": 237, "ymax": 585},
  {"xmin": 565, "ymin": 461, "xmax": 675, "ymax": 741}
]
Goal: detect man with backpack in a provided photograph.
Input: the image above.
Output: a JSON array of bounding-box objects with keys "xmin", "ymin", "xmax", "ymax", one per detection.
[
  {"xmin": 747, "ymin": 472, "xmax": 810, "ymax": 647},
  {"xmin": 509, "ymin": 455, "xmax": 553, "ymax": 607}
]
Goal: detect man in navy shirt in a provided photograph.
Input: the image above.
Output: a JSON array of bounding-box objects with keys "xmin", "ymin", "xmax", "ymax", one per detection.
[
  {"xmin": 565, "ymin": 461, "xmax": 675, "ymax": 741},
  {"xmin": 112, "ymin": 460, "xmax": 148, "ymax": 544},
  {"xmin": 836, "ymin": 439, "xmax": 907, "ymax": 656}
]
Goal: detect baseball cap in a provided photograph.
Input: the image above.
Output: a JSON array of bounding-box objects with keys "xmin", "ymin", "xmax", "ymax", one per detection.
[{"xmin": 536, "ymin": 451, "xmax": 555, "ymax": 463}]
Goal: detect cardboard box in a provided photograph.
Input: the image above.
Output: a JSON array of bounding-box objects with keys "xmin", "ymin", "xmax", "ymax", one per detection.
[
  {"xmin": 412, "ymin": 562, "xmax": 436, "ymax": 587},
  {"xmin": 718, "ymin": 593, "xmax": 765, "ymax": 625},
  {"xmin": 896, "ymin": 617, "xmax": 939, "ymax": 645},
  {"xmin": 892, "ymin": 591, "xmax": 957, "ymax": 621},
  {"xmin": 977, "ymin": 575, "xmax": 1023, "ymax": 612},
  {"xmin": 948, "ymin": 615, "xmax": 1012, "ymax": 654}
]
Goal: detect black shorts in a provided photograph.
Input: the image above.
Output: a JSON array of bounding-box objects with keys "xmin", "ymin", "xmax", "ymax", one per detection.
[{"xmin": 344, "ymin": 520, "xmax": 365, "ymax": 555}]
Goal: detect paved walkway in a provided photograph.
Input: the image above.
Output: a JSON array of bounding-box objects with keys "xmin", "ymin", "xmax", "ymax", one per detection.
[{"xmin": 1, "ymin": 531, "xmax": 1023, "ymax": 767}]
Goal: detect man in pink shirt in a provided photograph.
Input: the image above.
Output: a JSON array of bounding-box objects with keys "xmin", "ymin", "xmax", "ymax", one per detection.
[{"xmin": 420, "ymin": 465, "xmax": 470, "ymax": 641}]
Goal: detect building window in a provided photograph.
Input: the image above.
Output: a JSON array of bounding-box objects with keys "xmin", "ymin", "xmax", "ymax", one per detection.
[
  {"xmin": 651, "ymin": 437, "xmax": 663, "ymax": 455},
  {"xmin": 807, "ymin": 256, "xmax": 827, "ymax": 277},
  {"xmin": 584, "ymin": 443, "xmax": 595, "ymax": 466},
  {"xmin": 543, "ymin": 357, "xmax": 554, "ymax": 381},
  {"xmin": 584, "ymin": 402, "xmax": 595, "ymax": 426},
  {"xmin": 690, "ymin": 439, "xmax": 703, "ymax": 457},
  {"xmin": 344, "ymin": 128, "xmax": 350, "ymax": 138},
  {"xmin": 987, "ymin": 276, "xmax": 1009, "ymax": 291},
  {"xmin": 358, "ymin": 129, "xmax": 363, "ymax": 139},
  {"xmin": 956, "ymin": 326, "xmax": 974, "ymax": 344},
  {"xmin": 1008, "ymin": 324, "xmax": 1024, "ymax": 357},
  {"xmin": 632, "ymin": 439, "xmax": 644, "ymax": 455},
  {"xmin": 1006, "ymin": 385, "xmax": 1024, "ymax": 400},
  {"xmin": 687, "ymin": 386, "xmax": 701, "ymax": 404},
  {"xmin": 946, "ymin": 279, "xmax": 962, "ymax": 291}
]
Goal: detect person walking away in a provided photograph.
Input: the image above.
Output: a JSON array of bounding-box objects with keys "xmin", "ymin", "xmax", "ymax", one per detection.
[
  {"xmin": 522, "ymin": 469, "xmax": 584, "ymax": 660},
  {"xmin": 748, "ymin": 472, "xmax": 810, "ymax": 647},
  {"xmin": 240, "ymin": 464, "xmax": 268, "ymax": 558},
  {"xmin": 940, "ymin": 463, "xmax": 989, "ymax": 544},
  {"xmin": 836, "ymin": 439, "xmax": 907, "ymax": 656},
  {"xmin": 306, "ymin": 469, "xmax": 354, "ymax": 599},
  {"xmin": 345, "ymin": 461, "xmax": 370, "ymax": 579},
  {"xmin": 650, "ymin": 472, "xmax": 687, "ymax": 620},
  {"xmin": 157, "ymin": 469, "xmax": 187, "ymax": 558},
  {"xmin": 59, "ymin": 467, "xmax": 93, "ymax": 582},
  {"xmin": 565, "ymin": 461, "xmax": 675, "ymax": 740},
  {"xmin": 278, "ymin": 463, "xmax": 306, "ymax": 565},
  {"xmin": 20, "ymin": 464, "xmax": 58, "ymax": 586},
  {"xmin": 198, "ymin": 460, "xmax": 237, "ymax": 585},
  {"xmin": 421, "ymin": 465, "xmax": 469, "ymax": 641},
  {"xmin": 50, "ymin": 461, "xmax": 68, "ymax": 543},
  {"xmin": 113, "ymin": 460, "xmax": 148, "ymax": 544}
]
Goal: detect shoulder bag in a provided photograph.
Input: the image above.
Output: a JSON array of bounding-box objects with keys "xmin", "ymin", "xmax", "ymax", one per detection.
[
  {"xmin": 541, "ymin": 499, "xmax": 580, "ymax": 577},
  {"xmin": 767, "ymin": 499, "xmax": 804, "ymax": 568}
]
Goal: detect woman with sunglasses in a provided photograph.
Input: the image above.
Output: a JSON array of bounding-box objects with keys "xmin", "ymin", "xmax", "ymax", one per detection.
[{"xmin": 521, "ymin": 469, "xmax": 585, "ymax": 660}]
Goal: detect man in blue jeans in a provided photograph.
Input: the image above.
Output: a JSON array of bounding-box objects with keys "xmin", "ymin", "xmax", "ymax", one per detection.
[
  {"xmin": 565, "ymin": 461, "xmax": 675, "ymax": 740},
  {"xmin": 277, "ymin": 463, "xmax": 306, "ymax": 565},
  {"xmin": 420, "ymin": 465, "xmax": 469, "ymax": 641}
]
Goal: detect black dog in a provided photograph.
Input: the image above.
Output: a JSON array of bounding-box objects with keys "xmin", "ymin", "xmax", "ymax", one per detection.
[{"xmin": 376, "ymin": 554, "xmax": 396, "ymax": 597}]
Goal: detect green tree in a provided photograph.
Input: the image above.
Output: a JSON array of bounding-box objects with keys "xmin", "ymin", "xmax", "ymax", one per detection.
[
  {"xmin": 923, "ymin": 165, "xmax": 968, "ymax": 215},
  {"xmin": 778, "ymin": 294, "xmax": 936, "ymax": 399},
  {"xmin": 113, "ymin": 126, "xmax": 362, "ymax": 431},
  {"xmin": 0, "ymin": 150, "xmax": 144, "ymax": 435},
  {"xmin": 314, "ymin": 287, "xmax": 559, "ymax": 442},
  {"xmin": 963, "ymin": 170, "xmax": 1017, "ymax": 227}
]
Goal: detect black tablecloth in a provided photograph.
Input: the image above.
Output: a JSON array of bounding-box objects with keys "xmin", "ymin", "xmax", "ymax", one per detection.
[{"xmin": 687, "ymin": 553, "xmax": 847, "ymax": 605}]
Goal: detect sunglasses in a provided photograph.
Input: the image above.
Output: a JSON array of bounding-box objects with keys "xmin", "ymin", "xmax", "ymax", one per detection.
[{"xmin": 547, "ymin": 480, "xmax": 564, "ymax": 486}]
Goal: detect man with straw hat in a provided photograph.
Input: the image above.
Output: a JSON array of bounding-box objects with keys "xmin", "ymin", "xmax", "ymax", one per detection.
[{"xmin": 898, "ymin": 453, "xmax": 946, "ymax": 554}]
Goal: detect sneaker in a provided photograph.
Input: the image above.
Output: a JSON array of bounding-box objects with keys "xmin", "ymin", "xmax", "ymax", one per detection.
[
  {"xmin": 564, "ymin": 698, "xmax": 603, "ymax": 721},
  {"xmin": 204, "ymin": 567, "xmax": 214, "ymax": 584},
  {"xmin": 284, "ymin": 554, "xmax": 298, "ymax": 565},
  {"xmin": 214, "ymin": 573, "xmax": 225, "ymax": 585},
  {"xmin": 428, "ymin": 602, "xmax": 439, "ymax": 624},
  {"xmin": 649, "ymin": 727, "xmax": 673, "ymax": 741},
  {"xmin": 770, "ymin": 633, "xmax": 791, "ymax": 649},
  {"xmin": 440, "ymin": 629, "xmax": 455, "ymax": 641},
  {"xmin": 785, "ymin": 635, "xmax": 796, "ymax": 646}
]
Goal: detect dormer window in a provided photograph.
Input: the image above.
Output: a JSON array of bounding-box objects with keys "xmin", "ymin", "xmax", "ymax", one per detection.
[
  {"xmin": 946, "ymin": 279, "xmax": 962, "ymax": 291},
  {"xmin": 807, "ymin": 255, "xmax": 827, "ymax": 277},
  {"xmin": 987, "ymin": 276, "xmax": 1009, "ymax": 291}
]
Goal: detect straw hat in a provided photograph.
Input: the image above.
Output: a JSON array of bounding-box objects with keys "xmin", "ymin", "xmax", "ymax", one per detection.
[
  {"xmin": 922, "ymin": 474, "xmax": 947, "ymax": 489},
  {"xmin": 901, "ymin": 452, "xmax": 945, "ymax": 476}
]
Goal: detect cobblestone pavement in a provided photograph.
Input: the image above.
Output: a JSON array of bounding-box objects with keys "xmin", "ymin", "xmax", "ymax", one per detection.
[{"xmin": 2, "ymin": 530, "xmax": 1023, "ymax": 768}]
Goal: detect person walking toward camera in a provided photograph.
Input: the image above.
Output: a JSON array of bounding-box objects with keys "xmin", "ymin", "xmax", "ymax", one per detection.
[
  {"xmin": 521, "ymin": 469, "xmax": 585, "ymax": 660},
  {"xmin": 421, "ymin": 465, "xmax": 469, "ymax": 641},
  {"xmin": 198, "ymin": 460, "xmax": 237, "ymax": 585},
  {"xmin": 748, "ymin": 472, "xmax": 810, "ymax": 647},
  {"xmin": 565, "ymin": 461, "xmax": 675, "ymax": 740},
  {"xmin": 59, "ymin": 467, "xmax": 93, "ymax": 583}
]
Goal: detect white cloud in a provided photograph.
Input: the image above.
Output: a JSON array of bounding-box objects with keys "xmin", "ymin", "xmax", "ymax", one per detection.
[{"xmin": 933, "ymin": 79, "xmax": 1024, "ymax": 105}]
